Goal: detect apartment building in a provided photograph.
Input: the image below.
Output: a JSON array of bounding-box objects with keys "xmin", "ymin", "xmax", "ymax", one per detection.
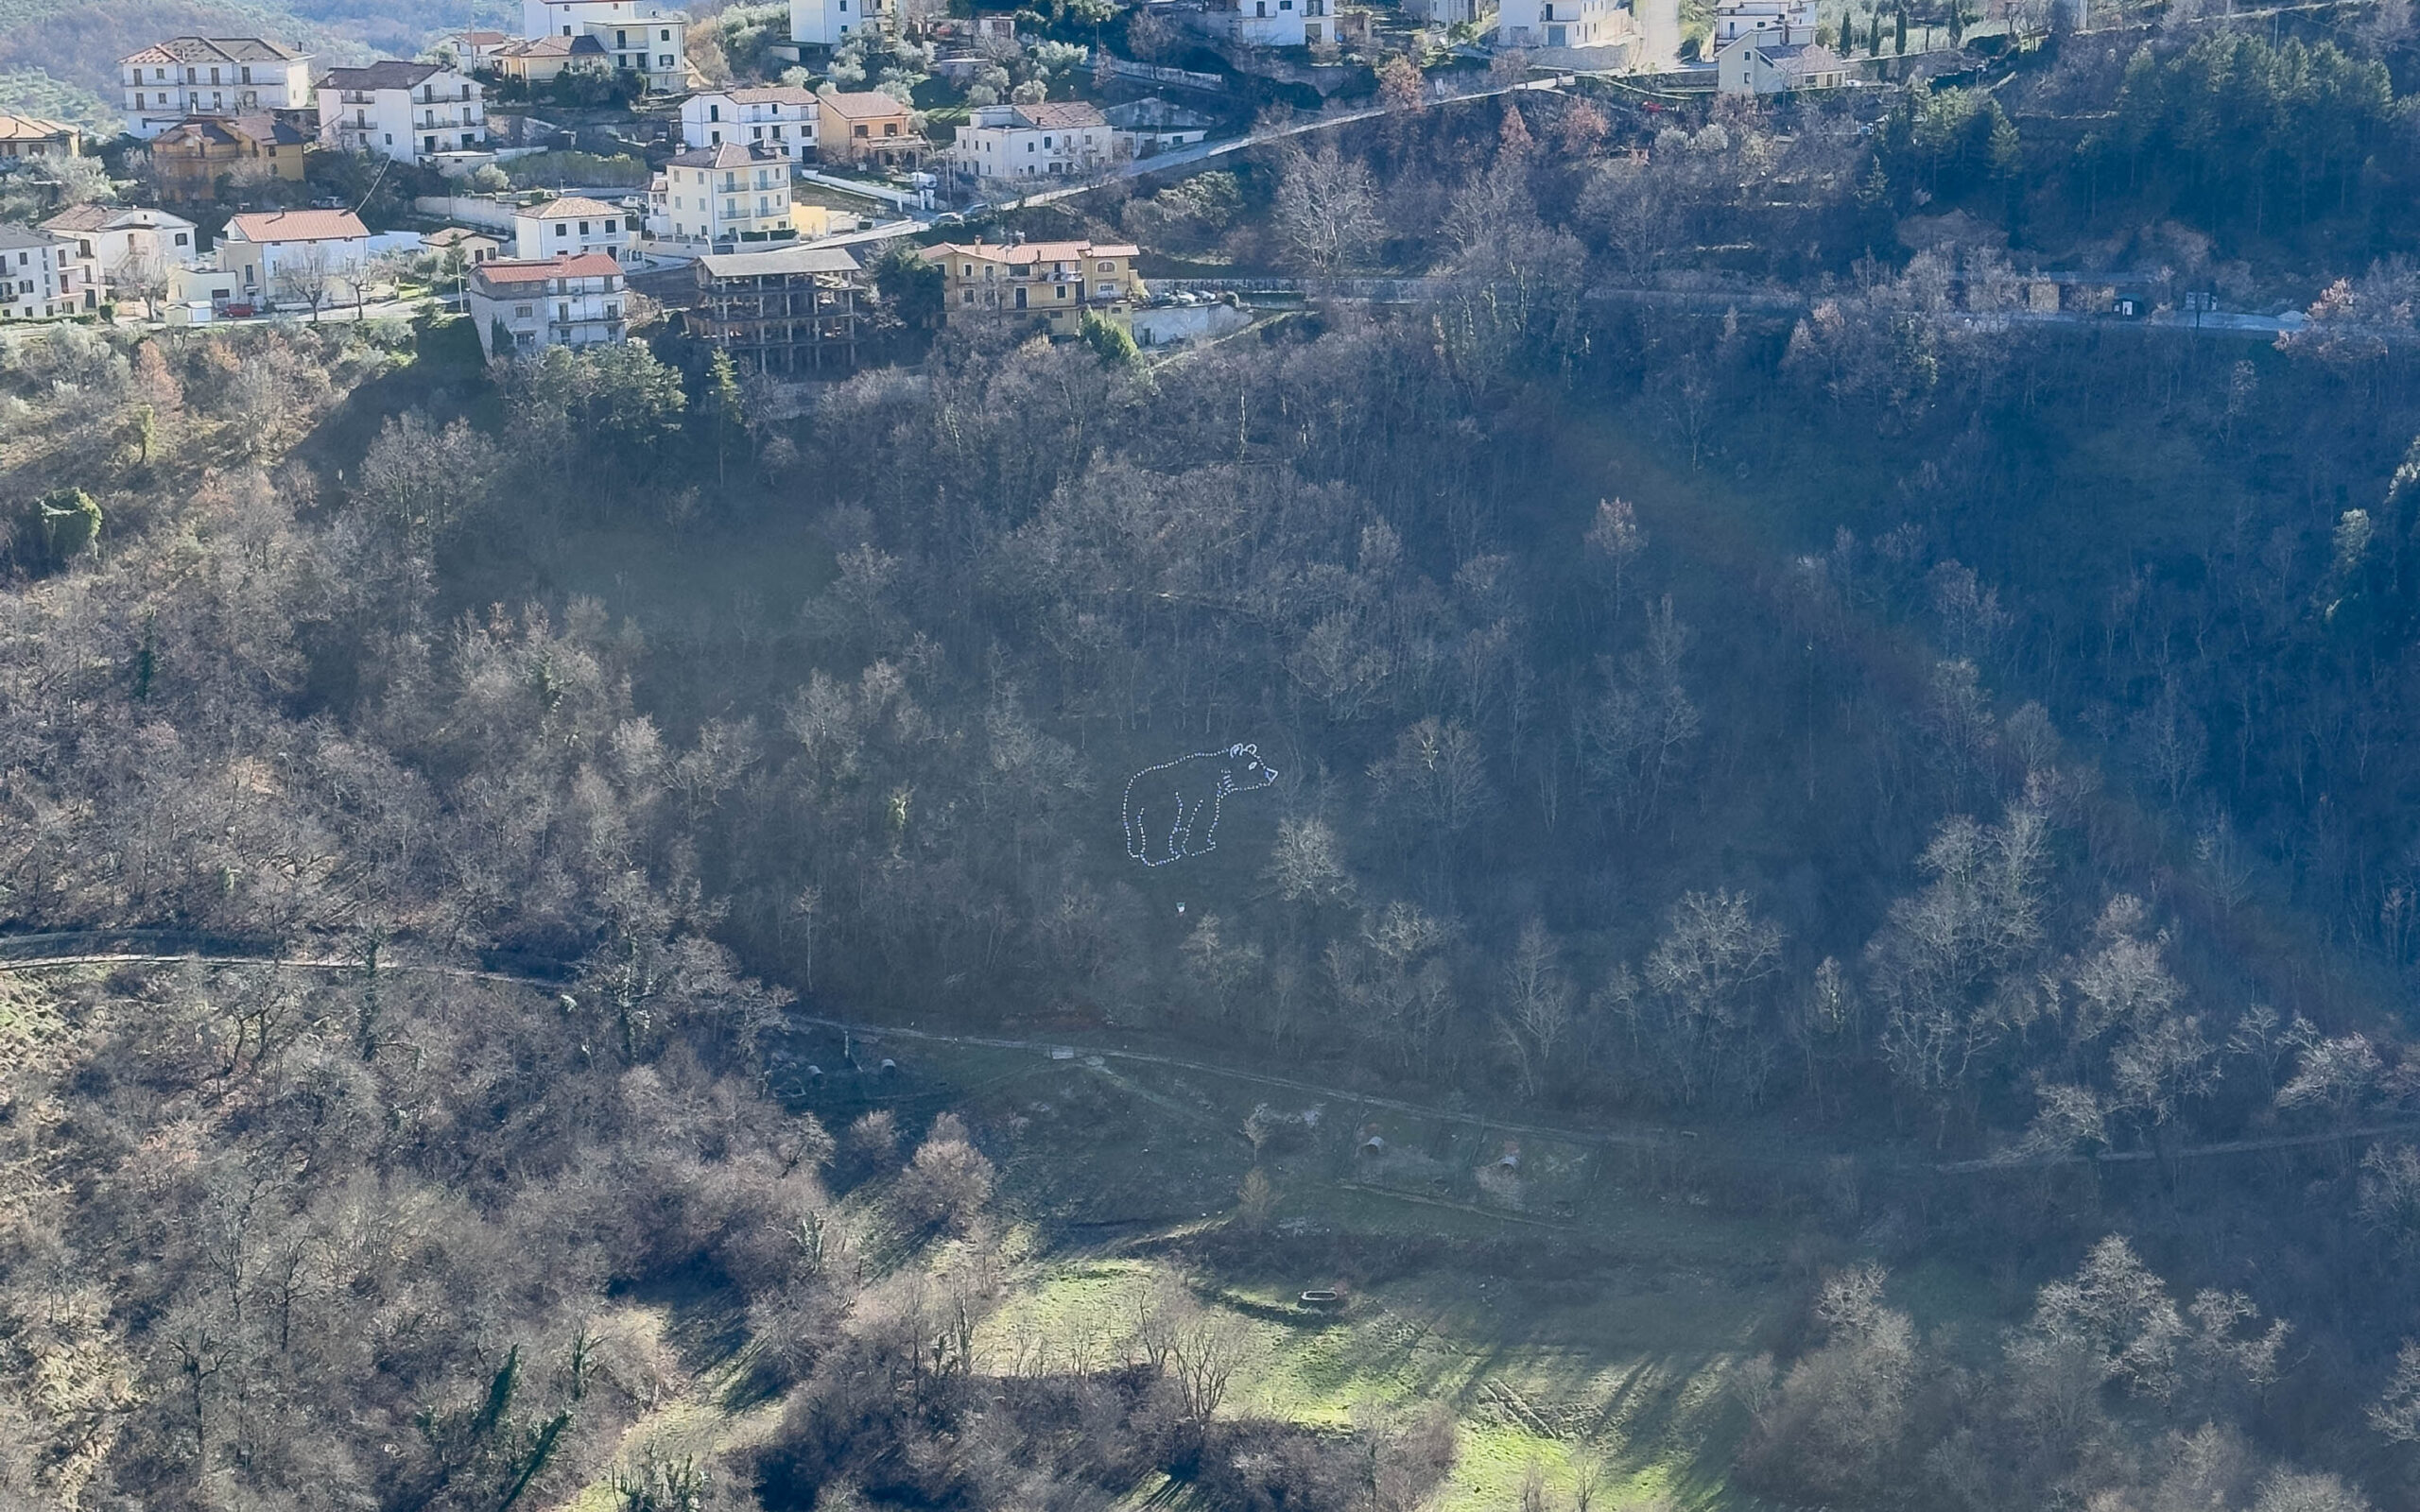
[
  {"xmin": 519, "ymin": 0, "xmax": 690, "ymax": 94},
  {"xmin": 790, "ymin": 0, "xmax": 892, "ymax": 47},
  {"xmin": 947, "ymin": 100, "xmax": 1111, "ymax": 182},
  {"xmin": 681, "ymin": 86, "xmax": 820, "ymax": 163},
  {"xmin": 512, "ymin": 196, "xmax": 638, "ymax": 262},
  {"xmin": 39, "ymin": 206, "xmax": 201, "ymax": 287},
  {"xmin": 648, "ymin": 142, "xmax": 795, "ymax": 255},
  {"xmin": 468, "ymin": 253, "xmax": 630, "ymax": 359},
  {"xmin": 0, "ymin": 225, "xmax": 97, "ymax": 319},
  {"xmin": 149, "ymin": 114, "xmax": 311, "ymax": 198},
  {"xmin": 119, "ymin": 38, "xmax": 313, "ymax": 140},
  {"xmin": 318, "ymin": 61, "xmax": 486, "ymax": 164},
  {"xmin": 921, "ymin": 235, "xmax": 1142, "ymax": 337}
]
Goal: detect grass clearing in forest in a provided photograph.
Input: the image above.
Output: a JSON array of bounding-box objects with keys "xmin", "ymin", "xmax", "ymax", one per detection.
[{"xmin": 879, "ymin": 1035, "xmax": 1811, "ymax": 1511}]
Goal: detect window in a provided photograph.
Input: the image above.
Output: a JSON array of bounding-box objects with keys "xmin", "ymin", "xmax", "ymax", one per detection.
[
  {"xmin": 1055, "ymin": 284, "xmax": 1067, "ymax": 298},
  {"xmin": 556, "ymin": 223, "xmax": 569, "ymax": 237},
  {"xmin": 515, "ymin": 303, "xmax": 533, "ymax": 317},
  {"xmin": 709, "ymin": 103, "xmax": 719, "ymax": 120},
  {"xmin": 1097, "ymin": 260, "xmax": 1114, "ymax": 271}
]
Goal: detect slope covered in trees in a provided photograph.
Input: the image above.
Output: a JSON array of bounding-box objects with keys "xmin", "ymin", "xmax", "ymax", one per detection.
[{"xmin": 15, "ymin": 35, "xmax": 2420, "ymax": 1507}]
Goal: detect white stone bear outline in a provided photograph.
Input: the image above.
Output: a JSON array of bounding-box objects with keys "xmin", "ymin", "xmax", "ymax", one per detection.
[{"xmin": 1121, "ymin": 743, "xmax": 1280, "ymax": 867}]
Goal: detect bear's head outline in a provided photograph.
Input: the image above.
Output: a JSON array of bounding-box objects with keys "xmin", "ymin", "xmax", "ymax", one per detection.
[{"xmin": 1218, "ymin": 742, "xmax": 1279, "ymax": 795}]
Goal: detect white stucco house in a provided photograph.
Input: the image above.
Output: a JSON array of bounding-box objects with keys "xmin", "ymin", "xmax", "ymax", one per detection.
[
  {"xmin": 468, "ymin": 252, "xmax": 631, "ymax": 359},
  {"xmin": 947, "ymin": 101, "xmax": 1112, "ymax": 182},
  {"xmin": 519, "ymin": 0, "xmax": 690, "ymax": 94},
  {"xmin": 39, "ymin": 205, "xmax": 202, "ymax": 289},
  {"xmin": 318, "ymin": 60, "xmax": 486, "ymax": 164},
  {"xmin": 680, "ymin": 86, "xmax": 820, "ymax": 162},
  {"xmin": 512, "ymin": 196, "xmax": 638, "ymax": 263},
  {"xmin": 790, "ymin": 0, "xmax": 891, "ymax": 48},
  {"xmin": 0, "ymin": 225, "xmax": 97, "ymax": 319},
  {"xmin": 1715, "ymin": 14, "xmax": 1845, "ymax": 94},
  {"xmin": 118, "ymin": 37, "xmax": 313, "ymax": 140},
  {"xmin": 647, "ymin": 142, "xmax": 797, "ymax": 256},
  {"xmin": 217, "ymin": 208, "xmax": 372, "ymax": 309}
]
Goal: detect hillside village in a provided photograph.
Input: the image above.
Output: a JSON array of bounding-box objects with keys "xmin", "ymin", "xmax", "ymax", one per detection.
[{"xmin": 0, "ymin": 0, "xmax": 2014, "ymax": 367}]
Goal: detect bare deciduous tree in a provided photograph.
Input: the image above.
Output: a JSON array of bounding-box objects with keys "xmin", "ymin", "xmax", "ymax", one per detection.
[{"xmin": 1272, "ymin": 144, "xmax": 1381, "ymax": 279}]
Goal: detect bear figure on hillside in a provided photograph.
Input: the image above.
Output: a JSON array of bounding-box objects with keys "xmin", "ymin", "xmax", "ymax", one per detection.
[{"xmin": 1122, "ymin": 743, "xmax": 1279, "ymax": 868}]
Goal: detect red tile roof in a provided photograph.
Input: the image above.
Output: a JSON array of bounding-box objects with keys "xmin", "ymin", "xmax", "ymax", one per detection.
[
  {"xmin": 817, "ymin": 90, "xmax": 912, "ymax": 120},
  {"xmin": 925, "ymin": 239, "xmax": 1139, "ymax": 266},
  {"xmin": 227, "ymin": 208, "xmax": 369, "ymax": 243}
]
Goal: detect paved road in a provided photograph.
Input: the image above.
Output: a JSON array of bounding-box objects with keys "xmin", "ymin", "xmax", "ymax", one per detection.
[
  {"xmin": 986, "ymin": 73, "xmax": 1580, "ymax": 213},
  {"xmin": 1152, "ymin": 273, "xmax": 2325, "ymax": 339}
]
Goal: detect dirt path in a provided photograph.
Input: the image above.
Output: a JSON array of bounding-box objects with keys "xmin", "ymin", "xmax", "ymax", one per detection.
[{"xmin": 6, "ymin": 942, "xmax": 2406, "ymax": 1178}]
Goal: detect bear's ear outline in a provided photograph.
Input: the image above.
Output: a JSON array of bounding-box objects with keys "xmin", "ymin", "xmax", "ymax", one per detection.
[{"xmin": 1239, "ymin": 742, "xmax": 1258, "ymax": 757}]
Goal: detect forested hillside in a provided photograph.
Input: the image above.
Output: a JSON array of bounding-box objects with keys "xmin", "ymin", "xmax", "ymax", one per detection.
[{"xmin": 11, "ymin": 14, "xmax": 2420, "ymax": 1510}]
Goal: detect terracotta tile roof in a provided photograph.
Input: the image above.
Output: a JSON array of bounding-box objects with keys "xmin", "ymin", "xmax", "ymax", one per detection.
[
  {"xmin": 925, "ymin": 239, "xmax": 1139, "ymax": 266},
  {"xmin": 666, "ymin": 141, "xmax": 785, "ymax": 168},
  {"xmin": 521, "ymin": 196, "xmax": 626, "ymax": 219},
  {"xmin": 472, "ymin": 253, "xmax": 625, "ymax": 287},
  {"xmin": 817, "ymin": 90, "xmax": 911, "ymax": 120},
  {"xmin": 497, "ymin": 33, "xmax": 610, "ymax": 60},
  {"xmin": 122, "ymin": 37, "xmax": 305, "ymax": 66},
  {"xmin": 717, "ymin": 86, "xmax": 820, "ymax": 106},
  {"xmin": 40, "ymin": 204, "xmax": 112, "ymax": 234},
  {"xmin": 0, "ymin": 113, "xmax": 76, "ymax": 144},
  {"xmin": 226, "ymin": 208, "xmax": 370, "ymax": 244},
  {"xmin": 320, "ymin": 61, "xmax": 448, "ymax": 92},
  {"xmin": 0, "ymin": 225, "xmax": 72, "ymax": 251},
  {"xmin": 223, "ymin": 112, "xmax": 310, "ymax": 146},
  {"xmin": 1010, "ymin": 101, "xmax": 1107, "ymax": 129}
]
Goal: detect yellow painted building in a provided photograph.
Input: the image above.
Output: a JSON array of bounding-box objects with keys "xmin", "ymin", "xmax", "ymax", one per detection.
[
  {"xmin": 921, "ymin": 236, "xmax": 1144, "ymax": 337},
  {"xmin": 149, "ymin": 113, "xmax": 309, "ymax": 198}
]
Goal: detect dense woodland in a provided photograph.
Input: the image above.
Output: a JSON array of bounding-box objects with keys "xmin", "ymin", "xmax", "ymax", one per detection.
[{"xmin": 15, "ymin": 12, "xmax": 2420, "ymax": 1510}]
